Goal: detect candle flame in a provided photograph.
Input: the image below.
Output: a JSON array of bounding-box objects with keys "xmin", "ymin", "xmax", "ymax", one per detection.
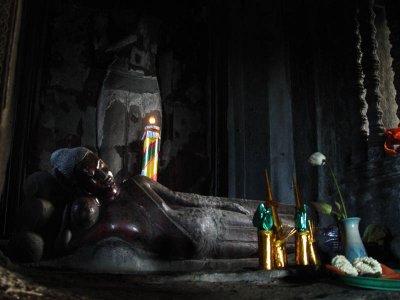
[{"xmin": 148, "ymin": 116, "xmax": 156, "ymax": 125}]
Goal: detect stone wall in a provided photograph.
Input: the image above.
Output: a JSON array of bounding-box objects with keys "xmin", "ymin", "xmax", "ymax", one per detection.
[
  {"xmin": 5, "ymin": 0, "xmax": 400, "ymax": 251},
  {"xmin": 0, "ymin": 0, "xmax": 22, "ymax": 236},
  {"xmin": 225, "ymin": 0, "xmax": 360, "ymax": 205},
  {"xmin": 23, "ymin": 0, "xmax": 379, "ymax": 202},
  {"xmin": 28, "ymin": 1, "xmax": 211, "ymax": 194}
]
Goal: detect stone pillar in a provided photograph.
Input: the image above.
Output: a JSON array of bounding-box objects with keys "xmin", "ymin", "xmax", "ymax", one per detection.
[
  {"xmin": 386, "ymin": 0, "xmax": 400, "ymax": 122},
  {"xmin": 348, "ymin": 5, "xmax": 368, "ymax": 165},
  {"xmin": 0, "ymin": 0, "xmax": 21, "ymax": 190},
  {"xmin": 208, "ymin": 0, "xmax": 229, "ymax": 197},
  {"xmin": 0, "ymin": 0, "xmax": 22, "ymax": 237},
  {"xmin": 358, "ymin": 0, "xmax": 385, "ymax": 160}
]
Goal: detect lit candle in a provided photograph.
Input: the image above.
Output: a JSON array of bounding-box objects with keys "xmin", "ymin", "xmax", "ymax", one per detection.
[{"xmin": 141, "ymin": 116, "xmax": 161, "ymax": 181}]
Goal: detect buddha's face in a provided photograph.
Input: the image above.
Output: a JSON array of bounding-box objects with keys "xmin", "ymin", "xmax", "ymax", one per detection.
[{"xmin": 74, "ymin": 152, "xmax": 120, "ymax": 201}]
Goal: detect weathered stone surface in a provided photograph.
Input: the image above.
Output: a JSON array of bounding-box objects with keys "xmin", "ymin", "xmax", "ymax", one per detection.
[
  {"xmin": 26, "ymin": 2, "xmax": 211, "ymax": 196},
  {"xmin": 97, "ymin": 64, "xmax": 162, "ymax": 179},
  {"xmin": 1, "ymin": 252, "xmax": 400, "ymax": 300},
  {"xmin": 390, "ymin": 236, "xmax": 400, "ymax": 261},
  {"xmin": 375, "ymin": 7, "xmax": 398, "ymax": 129},
  {"xmin": 344, "ymin": 156, "xmax": 400, "ymax": 261}
]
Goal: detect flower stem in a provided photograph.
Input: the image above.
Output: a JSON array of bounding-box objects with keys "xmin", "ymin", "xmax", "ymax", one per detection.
[{"xmin": 325, "ymin": 161, "xmax": 348, "ymax": 219}]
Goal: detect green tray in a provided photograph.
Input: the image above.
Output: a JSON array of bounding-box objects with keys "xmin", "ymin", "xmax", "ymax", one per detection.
[{"xmin": 338, "ymin": 270, "xmax": 400, "ymax": 291}]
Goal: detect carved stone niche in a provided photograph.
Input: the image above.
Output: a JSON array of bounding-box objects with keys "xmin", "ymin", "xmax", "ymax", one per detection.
[{"xmin": 97, "ymin": 57, "xmax": 162, "ymax": 182}]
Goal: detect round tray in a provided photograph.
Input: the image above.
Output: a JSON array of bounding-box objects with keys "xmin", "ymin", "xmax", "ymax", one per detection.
[
  {"xmin": 339, "ymin": 273, "xmax": 400, "ymax": 291},
  {"xmin": 327, "ymin": 264, "xmax": 400, "ymax": 291}
]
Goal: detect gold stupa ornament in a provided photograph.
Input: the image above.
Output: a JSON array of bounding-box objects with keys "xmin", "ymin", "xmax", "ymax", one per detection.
[
  {"xmin": 265, "ymin": 169, "xmax": 295, "ymax": 268},
  {"xmin": 292, "ymin": 176, "xmax": 319, "ymax": 266},
  {"xmin": 253, "ymin": 204, "xmax": 274, "ymax": 270},
  {"xmin": 254, "ymin": 170, "xmax": 319, "ymax": 271}
]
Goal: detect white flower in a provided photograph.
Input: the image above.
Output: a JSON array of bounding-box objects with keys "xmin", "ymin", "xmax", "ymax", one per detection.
[
  {"xmin": 307, "ymin": 151, "xmax": 348, "ymax": 220},
  {"xmin": 331, "ymin": 255, "xmax": 358, "ymax": 276},
  {"xmin": 352, "ymin": 257, "xmax": 382, "ymax": 275},
  {"xmin": 308, "ymin": 152, "xmax": 327, "ymax": 166}
]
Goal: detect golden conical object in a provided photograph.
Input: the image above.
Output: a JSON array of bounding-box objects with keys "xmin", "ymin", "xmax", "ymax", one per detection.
[{"xmin": 265, "ymin": 169, "xmax": 282, "ymax": 231}]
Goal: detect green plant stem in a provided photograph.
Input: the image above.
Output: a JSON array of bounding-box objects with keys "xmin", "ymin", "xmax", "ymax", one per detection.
[
  {"xmin": 330, "ymin": 210, "xmax": 341, "ymax": 218},
  {"xmin": 325, "ymin": 161, "xmax": 348, "ymax": 219}
]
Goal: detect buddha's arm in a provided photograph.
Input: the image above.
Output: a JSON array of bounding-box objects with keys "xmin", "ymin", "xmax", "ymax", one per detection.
[
  {"xmin": 137, "ymin": 176, "xmax": 250, "ymax": 215},
  {"xmin": 173, "ymin": 192, "xmax": 250, "ymax": 215}
]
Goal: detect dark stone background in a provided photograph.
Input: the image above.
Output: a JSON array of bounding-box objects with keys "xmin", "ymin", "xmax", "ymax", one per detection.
[
  {"xmin": 30, "ymin": 0, "xmax": 211, "ymax": 194},
  {"xmin": 26, "ymin": 0, "xmax": 362, "ymax": 203},
  {"xmin": 3, "ymin": 0, "xmax": 400, "ymax": 240}
]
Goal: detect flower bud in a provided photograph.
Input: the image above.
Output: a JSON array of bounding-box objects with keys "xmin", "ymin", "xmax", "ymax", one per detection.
[
  {"xmin": 308, "ymin": 152, "xmax": 326, "ymax": 166},
  {"xmin": 320, "ymin": 202, "xmax": 333, "ymax": 215},
  {"xmin": 311, "ymin": 201, "xmax": 332, "ymax": 215}
]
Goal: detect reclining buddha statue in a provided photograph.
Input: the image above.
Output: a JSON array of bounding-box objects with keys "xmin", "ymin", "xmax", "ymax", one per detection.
[{"xmin": 8, "ymin": 147, "xmax": 295, "ymax": 272}]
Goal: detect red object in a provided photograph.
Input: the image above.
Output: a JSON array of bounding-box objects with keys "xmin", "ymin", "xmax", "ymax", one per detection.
[
  {"xmin": 381, "ymin": 264, "xmax": 400, "ymax": 279},
  {"xmin": 325, "ymin": 264, "xmax": 347, "ymax": 276},
  {"xmin": 326, "ymin": 263, "xmax": 400, "ymax": 279},
  {"xmin": 384, "ymin": 127, "xmax": 400, "ymax": 156}
]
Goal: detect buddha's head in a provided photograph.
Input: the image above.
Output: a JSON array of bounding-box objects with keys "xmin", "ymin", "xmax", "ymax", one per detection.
[{"xmin": 51, "ymin": 147, "xmax": 120, "ymax": 201}]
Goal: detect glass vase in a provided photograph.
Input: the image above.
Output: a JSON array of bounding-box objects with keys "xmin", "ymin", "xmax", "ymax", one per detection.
[{"xmin": 340, "ymin": 217, "xmax": 367, "ymax": 262}]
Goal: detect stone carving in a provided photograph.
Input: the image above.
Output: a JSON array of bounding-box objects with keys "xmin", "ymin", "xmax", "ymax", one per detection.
[
  {"xmin": 8, "ymin": 147, "xmax": 294, "ymax": 272},
  {"xmin": 349, "ymin": 4, "xmax": 368, "ymax": 164},
  {"xmin": 97, "ymin": 58, "xmax": 162, "ymax": 181},
  {"xmin": 358, "ymin": 0, "xmax": 385, "ymax": 160},
  {"xmin": 386, "ymin": 1, "xmax": 400, "ymax": 121},
  {"xmin": 0, "ymin": 0, "xmax": 17, "ymax": 110}
]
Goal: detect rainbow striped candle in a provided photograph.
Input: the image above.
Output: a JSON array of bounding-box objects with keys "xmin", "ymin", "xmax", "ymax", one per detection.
[{"xmin": 141, "ymin": 119, "xmax": 161, "ymax": 181}]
